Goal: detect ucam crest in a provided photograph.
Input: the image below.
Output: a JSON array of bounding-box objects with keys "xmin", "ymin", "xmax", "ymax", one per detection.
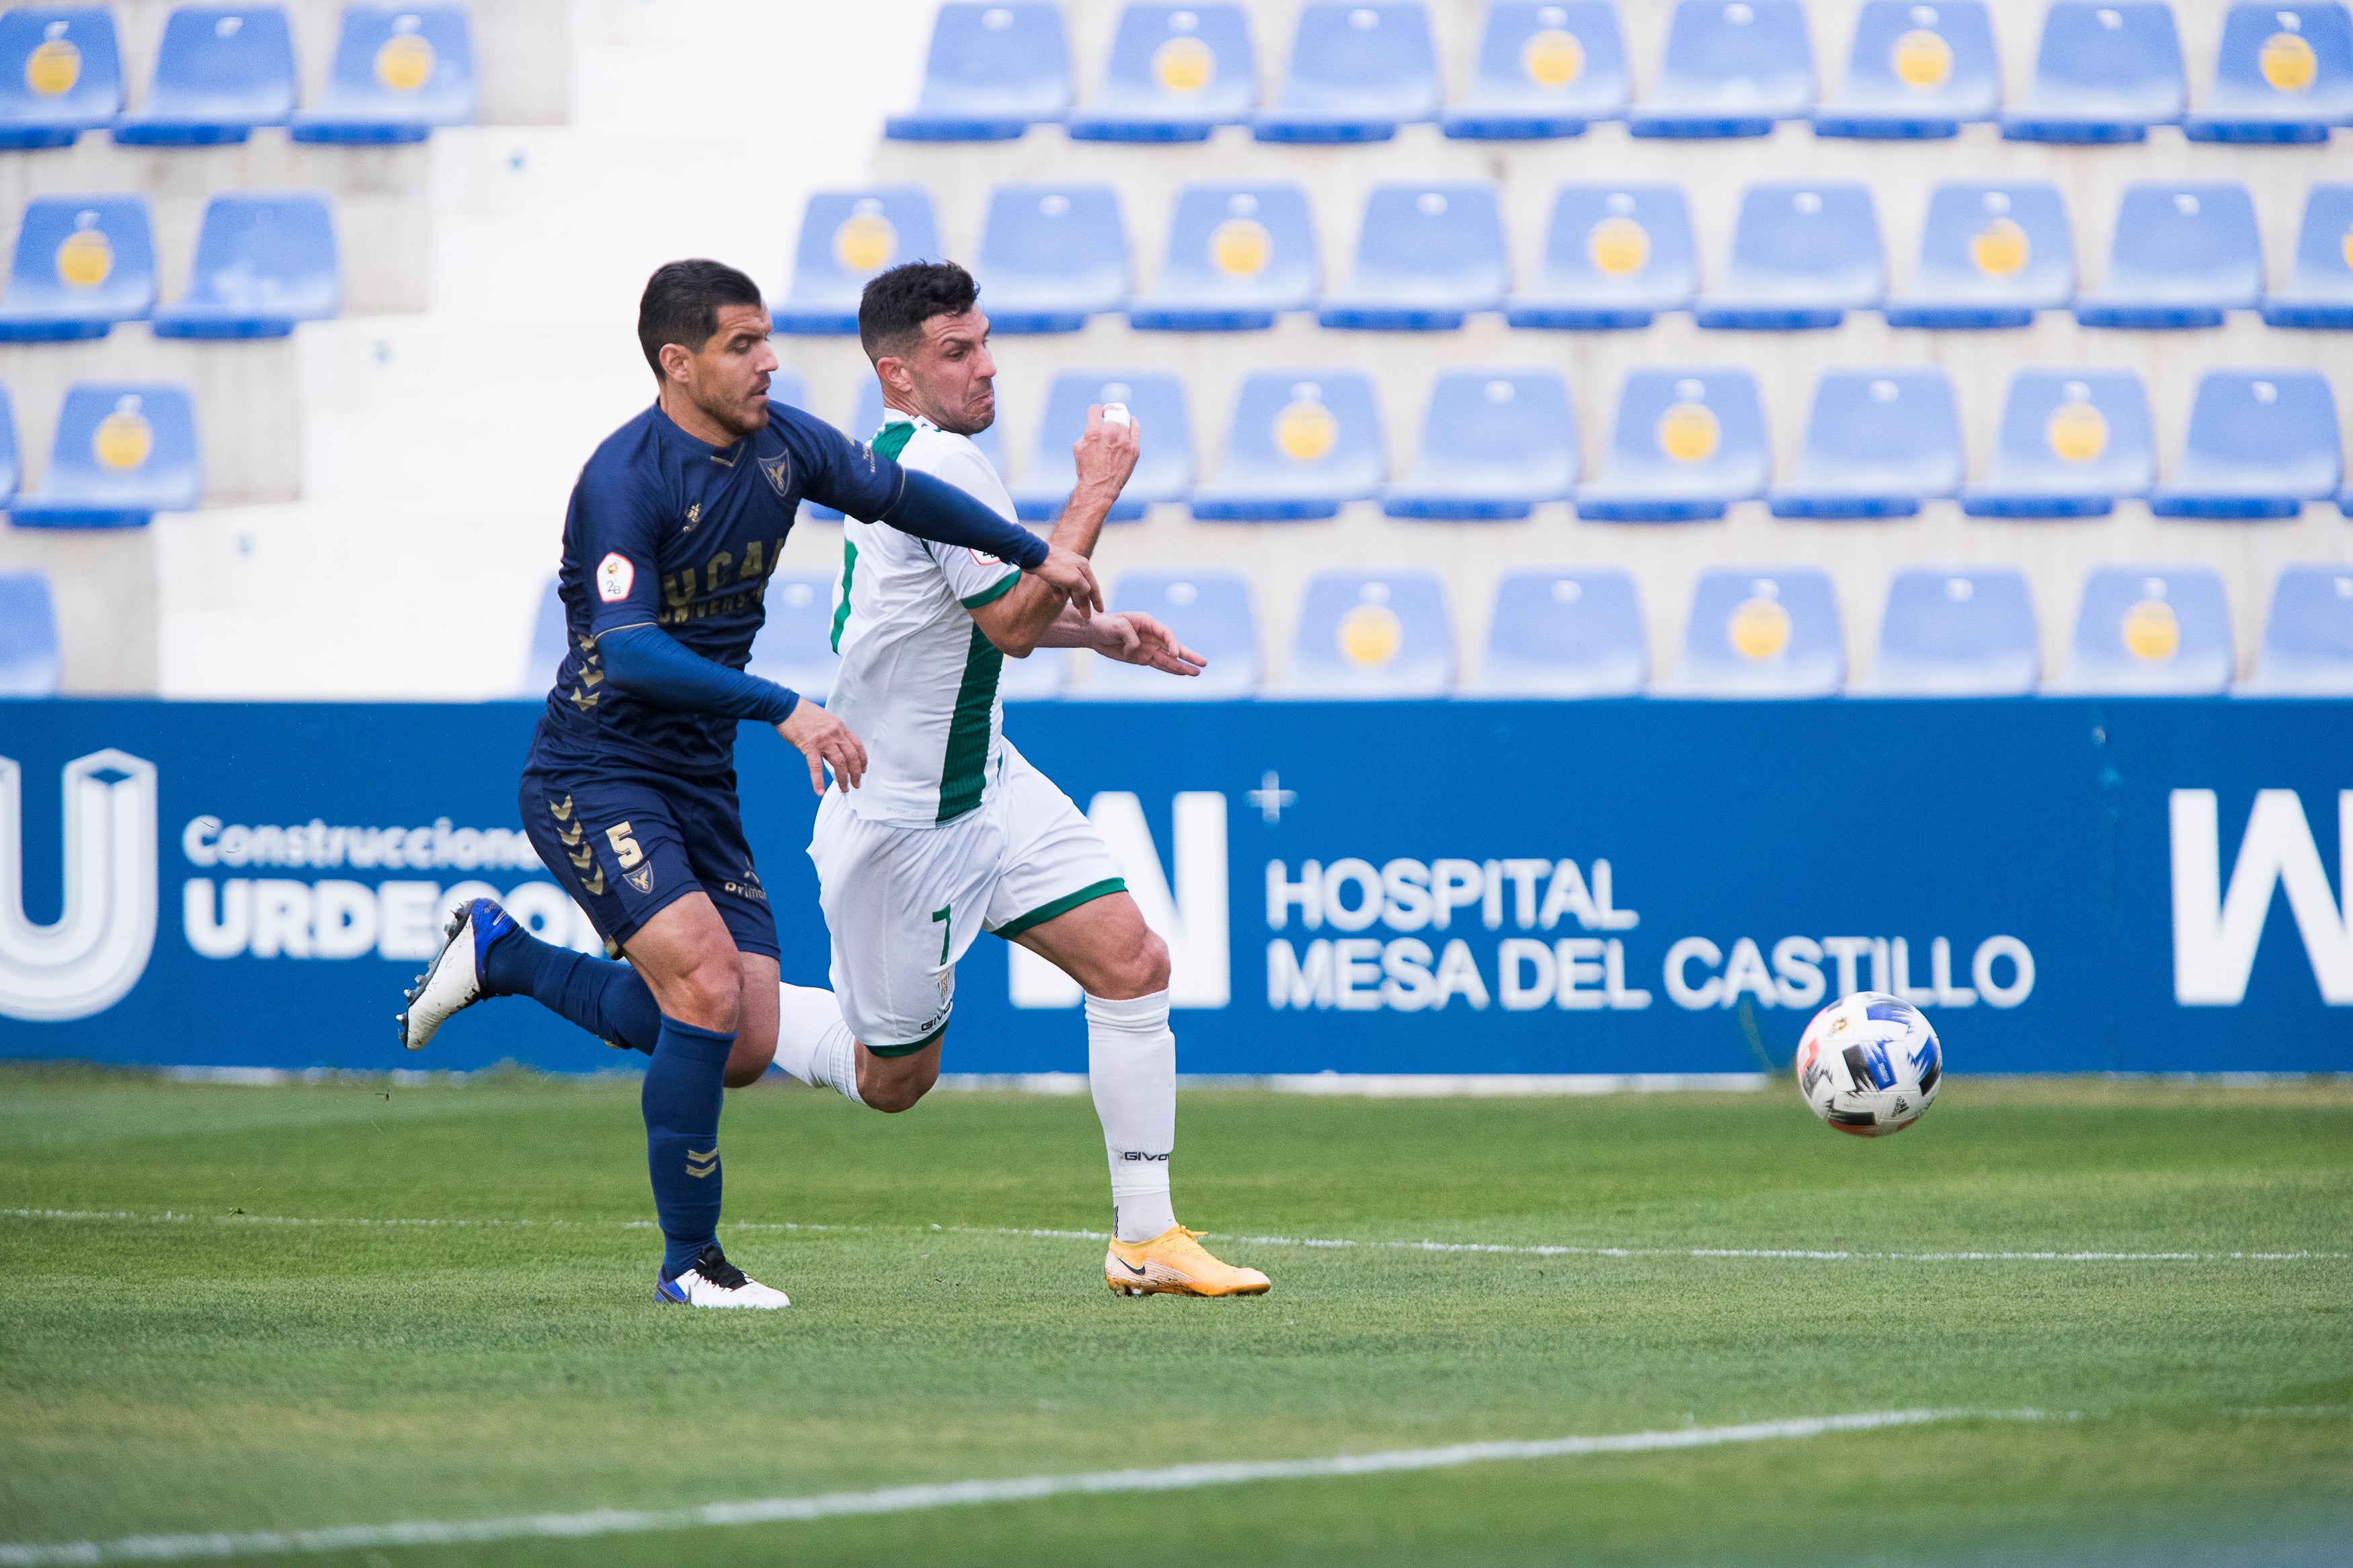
[{"xmin": 0, "ymin": 749, "xmax": 159, "ymax": 1022}]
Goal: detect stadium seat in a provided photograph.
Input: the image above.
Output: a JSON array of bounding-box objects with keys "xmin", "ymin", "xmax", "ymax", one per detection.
[
  {"xmin": 1627, "ymin": 0, "xmax": 1813, "ymax": 138},
  {"xmin": 2261, "ymin": 183, "xmax": 2353, "ymax": 329},
  {"xmin": 1442, "ymin": 1, "xmax": 1630, "ymax": 139},
  {"xmin": 1882, "ymin": 180, "xmax": 2075, "ymax": 329},
  {"xmin": 1318, "ymin": 181, "xmax": 1509, "ymax": 330},
  {"xmin": 1866, "ymin": 565, "xmax": 2038, "ymax": 696},
  {"xmin": 2241, "ymin": 563, "xmax": 2353, "ymax": 694},
  {"xmin": 1961, "ymin": 369, "xmax": 2154, "ymax": 518},
  {"xmin": 1693, "ymin": 181, "xmax": 1883, "ymax": 329},
  {"xmin": 0, "ymin": 7, "xmax": 120, "ymax": 147},
  {"xmin": 1129, "ymin": 182, "xmax": 1318, "ymax": 331},
  {"xmin": 2185, "ymin": 3, "xmax": 2353, "ymax": 142},
  {"xmin": 998, "ymin": 647, "xmax": 1071, "ymax": 700},
  {"xmin": 0, "ymin": 196, "xmax": 156, "ymax": 341},
  {"xmin": 1473, "ymin": 567, "xmax": 1646, "ymax": 696},
  {"xmin": 0, "ymin": 382, "xmax": 19, "ymax": 499},
  {"xmin": 1191, "ymin": 369, "xmax": 1383, "ymax": 521},
  {"xmin": 2149, "ymin": 370, "xmax": 2342, "ymax": 519},
  {"xmin": 772, "ymin": 189, "xmax": 941, "ymax": 335},
  {"xmin": 1768, "ymin": 368, "xmax": 1964, "ymax": 519},
  {"xmin": 1506, "ymin": 183, "xmax": 1697, "ymax": 329},
  {"xmin": 0, "ymin": 568, "xmax": 60, "ymax": 696},
  {"xmin": 1008, "ymin": 368, "xmax": 1191, "ymax": 522},
  {"xmin": 1577, "ymin": 367, "xmax": 1768, "ymax": 521},
  {"xmin": 1813, "ymin": 0, "xmax": 2001, "ymax": 138},
  {"xmin": 2058, "ymin": 565, "xmax": 2233, "ymax": 695},
  {"xmin": 971, "ymin": 184, "xmax": 1128, "ymax": 333},
  {"xmin": 520, "ymin": 575, "xmax": 567, "ymax": 698},
  {"xmin": 151, "ymin": 191, "xmax": 338, "ymax": 338},
  {"xmin": 290, "ymin": 3, "xmax": 475, "ymax": 142},
  {"xmin": 1279, "ymin": 570, "xmax": 1452, "ymax": 697},
  {"xmin": 883, "ymin": 1, "xmax": 1068, "ymax": 140},
  {"xmin": 1675, "ymin": 567, "xmax": 1842, "ymax": 697},
  {"xmin": 1087, "ymin": 568, "xmax": 1261, "ymax": 698},
  {"xmin": 1382, "ymin": 369, "xmax": 1577, "ymax": 520},
  {"xmin": 9, "ymin": 381, "xmax": 201, "ymax": 528},
  {"xmin": 1066, "ymin": 3, "xmax": 1255, "ymax": 141},
  {"xmin": 745, "ymin": 571, "xmax": 842, "ymax": 702},
  {"xmin": 2074, "ymin": 183, "xmax": 2264, "ymax": 329},
  {"xmin": 1254, "ymin": 2, "xmax": 1439, "ymax": 142},
  {"xmin": 2001, "ymin": 1, "xmax": 2183, "ymax": 141},
  {"xmin": 114, "ymin": 4, "xmax": 298, "ymax": 145}
]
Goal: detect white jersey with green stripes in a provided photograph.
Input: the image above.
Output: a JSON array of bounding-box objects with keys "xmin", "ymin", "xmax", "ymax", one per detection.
[{"xmin": 824, "ymin": 408, "xmax": 1025, "ymax": 827}]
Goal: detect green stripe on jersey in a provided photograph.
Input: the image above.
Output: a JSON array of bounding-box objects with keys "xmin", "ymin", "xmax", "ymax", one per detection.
[
  {"xmin": 828, "ymin": 540, "xmax": 858, "ymax": 654},
  {"xmin": 936, "ymin": 622, "xmax": 1003, "ymax": 823},
  {"xmin": 870, "ymin": 419, "xmax": 917, "ymax": 461},
  {"xmin": 961, "ymin": 570, "xmax": 1020, "ymax": 610}
]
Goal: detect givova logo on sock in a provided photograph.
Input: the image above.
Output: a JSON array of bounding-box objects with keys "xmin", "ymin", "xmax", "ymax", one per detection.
[{"xmin": 0, "ymin": 749, "xmax": 159, "ymax": 1022}]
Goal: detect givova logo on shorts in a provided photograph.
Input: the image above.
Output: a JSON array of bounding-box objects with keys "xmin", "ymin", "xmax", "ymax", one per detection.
[{"xmin": 0, "ymin": 749, "xmax": 159, "ymax": 1022}]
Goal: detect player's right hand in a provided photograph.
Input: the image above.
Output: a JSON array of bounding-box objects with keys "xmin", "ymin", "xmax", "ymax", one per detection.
[
  {"xmin": 778, "ymin": 700, "xmax": 867, "ymax": 795},
  {"xmin": 1071, "ymin": 403, "xmax": 1142, "ymax": 502},
  {"xmin": 1031, "ymin": 544, "xmax": 1104, "ymax": 616}
]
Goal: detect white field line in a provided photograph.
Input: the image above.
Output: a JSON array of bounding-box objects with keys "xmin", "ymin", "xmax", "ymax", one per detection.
[{"xmin": 0, "ymin": 1408, "xmax": 2054, "ymax": 1566}]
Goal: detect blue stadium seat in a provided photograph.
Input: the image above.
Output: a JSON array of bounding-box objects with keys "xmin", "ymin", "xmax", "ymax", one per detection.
[
  {"xmin": 114, "ymin": 5, "xmax": 297, "ymax": 145},
  {"xmin": 0, "ymin": 196, "xmax": 155, "ymax": 341},
  {"xmin": 2149, "ymin": 369, "xmax": 2342, "ymax": 519},
  {"xmin": 151, "ymin": 191, "xmax": 338, "ymax": 338},
  {"xmin": 884, "ymin": 2, "xmax": 1069, "ymax": 140},
  {"xmin": 1474, "ymin": 567, "xmax": 1646, "ymax": 696},
  {"xmin": 1676, "ymin": 567, "xmax": 1842, "ymax": 697},
  {"xmin": 804, "ymin": 382, "xmax": 1008, "ymax": 522},
  {"xmin": 1279, "ymin": 569, "xmax": 1452, "ymax": 696},
  {"xmin": 10, "ymin": 381, "xmax": 201, "ymax": 528},
  {"xmin": 2059, "ymin": 565, "xmax": 2233, "ymax": 695},
  {"xmin": 1627, "ymin": 0, "xmax": 1813, "ymax": 138},
  {"xmin": 1443, "ymin": 1, "xmax": 1630, "ymax": 139},
  {"xmin": 1866, "ymin": 565, "xmax": 2038, "ymax": 696},
  {"xmin": 746, "ymin": 571, "xmax": 842, "ymax": 702},
  {"xmin": 0, "ymin": 382, "xmax": 18, "ymax": 499},
  {"xmin": 1506, "ymin": 183, "xmax": 1696, "ymax": 329},
  {"xmin": 1962, "ymin": 369, "xmax": 2154, "ymax": 517},
  {"xmin": 1254, "ymin": 2, "xmax": 1439, "ymax": 142},
  {"xmin": 1578, "ymin": 367, "xmax": 1768, "ymax": 521},
  {"xmin": 2261, "ymin": 183, "xmax": 2353, "ymax": 328},
  {"xmin": 0, "ymin": 567, "xmax": 60, "ymax": 696},
  {"xmin": 1008, "ymin": 368, "xmax": 1191, "ymax": 522},
  {"xmin": 2186, "ymin": 3, "xmax": 2353, "ymax": 142},
  {"xmin": 1882, "ymin": 180, "xmax": 2075, "ymax": 329},
  {"xmin": 1769, "ymin": 368, "xmax": 1964, "ymax": 518},
  {"xmin": 0, "ymin": 7, "xmax": 120, "ymax": 147},
  {"xmin": 290, "ymin": 3, "xmax": 475, "ymax": 142},
  {"xmin": 1088, "ymin": 568, "xmax": 1261, "ymax": 698},
  {"xmin": 1693, "ymin": 181, "xmax": 1883, "ymax": 329},
  {"xmin": 1129, "ymin": 182, "xmax": 1317, "ymax": 331},
  {"xmin": 998, "ymin": 647, "xmax": 1071, "ymax": 701},
  {"xmin": 772, "ymin": 189, "xmax": 941, "ymax": 336},
  {"xmin": 520, "ymin": 575, "xmax": 567, "ymax": 698},
  {"xmin": 1191, "ymin": 369, "xmax": 1383, "ymax": 521},
  {"xmin": 973, "ymin": 184, "xmax": 1128, "ymax": 333},
  {"xmin": 2001, "ymin": 1, "xmax": 2183, "ymax": 141},
  {"xmin": 2242, "ymin": 563, "xmax": 2353, "ymax": 694},
  {"xmin": 1318, "ymin": 181, "xmax": 1509, "ymax": 329},
  {"xmin": 1382, "ymin": 369, "xmax": 1577, "ymax": 520},
  {"xmin": 1067, "ymin": 3, "xmax": 1255, "ymax": 141},
  {"xmin": 1813, "ymin": 0, "xmax": 2001, "ymax": 137},
  {"xmin": 2075, "ymin": 182, "xmax": 2264, "ymax": 329}
]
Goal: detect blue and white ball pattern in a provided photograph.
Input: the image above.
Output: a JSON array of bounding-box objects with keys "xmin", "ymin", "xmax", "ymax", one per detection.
[{"xmin": 1795, "ymin": 991, "xmax": 1943, "ymax": 1137}]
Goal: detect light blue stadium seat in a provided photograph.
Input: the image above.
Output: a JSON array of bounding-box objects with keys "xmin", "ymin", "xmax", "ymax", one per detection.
[
  {"xmin": 1087, "ymin": 568, "xmax": 1261, "ymax": 699},
  {"xmin": 114, "ymin": 5, "xmax": 296, "ymax": 145},
  {"xmin": 771, "ymin": 189, "xmax": 941, "ymax": 336},
  {"xmin": 1866, "ymin": 565, "xmax": 2038, "ymax": 696},
  {"xmin": 998, "ymin": 647, "xmax": 1071, "ymax": 701},
  {"xmin": 2059, "ymin": 565, "xmax": 2233, "ymax": 695},
  {"xmin": 1129, "ymin": 182, "xmax": 1317, "ymax": 331},
  {"xmin": 884, "ymin": 2, "xmax": 1069, "ymax": 140},
  {"xmin": 1814, "ymin": 1, "xmax": 2001, "ymax": 137},
  {"xmin": 1882, "ymin": 180, "xmax": 2074, "ymax": 329},
  {"xmin": 520, "ymin": 575, "xmax": 567, "ymax": 698},
  {"xmin": 2243, "ymin": 563, "xmax": 2353, "ymax": 694},
  {"xmin": 746, "ymin": 571, "xmax": 842, "ymax": 703},
  {"xmin": 1382, "ymin": 369, "xmax": 1577, "ymax": 520},
  {"xmin": 10, "ymin": 381, "xmax": 200, "ymax": 529},
  {"xmin": 1443, "ymin": 1, "xmax": 1630, "ymax": 139},
  {"xmin": 1769, "ymin": 368, "xmax": 1963, "ymax": 518},
  {"xmin": 1191, "ymin": 369, "xmax": 1383, "ymax": 521},
  {"xmin": 2186, "ymin": 3, "xmax": 2353, "ymax": 142},
  {"xmin": 1254, "ymin": 2, "xmax": 1439, "ymax": 142},
  {"xmin": 2261, "ymin": 183, "xmax": 2353, "ymax": 329},
  {"xmin": 151, "ymin": 191, "xmax": 337, "ymax": 338},
  {"xmin": 2002, "ymin": 1, "xmax": 2182, "ymax": 141},
  {"xmin": 973, "ymin": 184, "xmax": 1127, "ymax": 333},
  {"xmin": 1577, "ymin": 366, "xmax": 1768, "ymax": 521},
  {"xmin": 290, "ymin": 3, "xmax": 475, "ymax": 143},
  {"xmin": 0, "ymin": 7, "xmax": 120, "ymax": 147},
  {"xmin": 1627, "ymin": 0, "xmax": 1813, "ymax": 138},
  {"xmin": 2075, "ymin": 182, "xmax": 2264, "ymax": 329},
  {"xmin": 1008, "ymin": 368, "xmax": 1191, "ymax": 522},
  {"xmin": 1506, "ymin": 183, "xmax": 1696, "ymax": 329},
  {"xmin": 805, "ymin": 382, "xmax": 1007, "ymax": 522},
  {"xmin": 1676, "ymin": 567, "xmax": 1841, "ymax": 697},
  {"xmin": 2149, "ymin": 369, "xmax": 2342, "ymax": 519},
  {"xmin": 1318, "ymin": 181, "xmax": 1509, "ymax": 329},
  {"xmin": 1474, "ymin": 567, "xmax": 1645, "ymax": 696},
  {"xmin": 0, "ymin": 195, "xmax": 155, "ymax": 341},
  {"xmin": 0, "ymin": 567, "xmax": 60, "ymax": 696},
  {"xmin": 0, "ymin": 382, "xmax": 18, "ymax": 499},
  {"xmin": 1279, "ymin": 569, "xmax": 1452, "ymax": 697},
  {"xmin": 1693, "ymin": 181, "xmax": 1883, "ymax": 329},
  {"xmin": 1962, "ymin": 368, "xmax": 2153, "ymax": 518},
  {"xmin": 1067, "ymin": 3, "xmax": 1255, "ymax": 141}
]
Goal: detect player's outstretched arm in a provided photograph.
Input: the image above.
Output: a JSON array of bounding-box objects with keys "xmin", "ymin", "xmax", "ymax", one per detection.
[
  {"xmin": 964, "ymin": 405, "xmax": 1138, "ymax": 656},
  {"xmin": 600, "ymin": 625, "xmax": 867, "ymax": 794},
  {"xmin": 1035, "ymin": 608, "xmax": 1205, "ymax": 677}
]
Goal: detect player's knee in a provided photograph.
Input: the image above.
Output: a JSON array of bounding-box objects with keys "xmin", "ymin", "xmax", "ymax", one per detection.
[
  {"xmin": 670, "ymin": 956, "xmax": 744, "ymax": 1032},
  {"xmin": 863, "ymin": 1055, "xmax": 939, "ymax": 1114},
  {"xmin": 1108, "ymin": 931, "xmax": 1171, "ymax": 997}
]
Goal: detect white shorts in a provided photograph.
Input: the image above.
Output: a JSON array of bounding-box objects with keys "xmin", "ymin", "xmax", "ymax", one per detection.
[{"xmin": 807, "ymin": 744, "xmax": 1125, "ymax": 1051}]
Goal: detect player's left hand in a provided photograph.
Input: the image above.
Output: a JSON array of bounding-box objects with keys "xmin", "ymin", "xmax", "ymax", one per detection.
[
  {"xmin": 778, "ymin": 700, "xmax": 868, "ymax": 795},
  {"xmin": 1031, "ymin": 544, "xmax": 1104, "ymax": 616},
  {"xmin": 1092, "ymin": 611, "xmax": 1205, "ymax": 677},
  {"xmin": 1070, "ymin": 403, "xmax": 1141, "ymax": 505}
]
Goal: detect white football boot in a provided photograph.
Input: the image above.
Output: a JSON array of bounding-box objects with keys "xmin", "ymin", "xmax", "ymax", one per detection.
[
  {"xmin": 656, "ymin": 1243, "xmax": 790, "ymax": 1309},
  {"xmin": 396, "ymin": 898, "xmax": 515, "ymax": 1051}
]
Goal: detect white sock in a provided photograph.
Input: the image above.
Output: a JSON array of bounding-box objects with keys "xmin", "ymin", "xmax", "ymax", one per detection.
[
  {"xmin": 1086, "ymin": 989, "xmax": 1176, "ymax": 1243},
  {"xmin": 774, "ymin": 983, "xmax": 865, "ymax": 1106}
]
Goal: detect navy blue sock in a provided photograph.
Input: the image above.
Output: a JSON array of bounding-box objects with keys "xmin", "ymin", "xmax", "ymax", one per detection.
[
  {"xmin": 644, "ymin": 1014, "xmax": 733, "ymax": 1279},
  {"xmin": 482, "ymin": 925, "xmax": 661, "ymax": 1054}
]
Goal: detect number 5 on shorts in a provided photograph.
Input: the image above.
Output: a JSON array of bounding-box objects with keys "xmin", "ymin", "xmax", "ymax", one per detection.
[
  {"xmin": 932, "ymin": 904, "xmax": 951, "ymax": 967},
  {"xmin": 606, "ymin": 822, "xmax": 643, "ymax": 870}
]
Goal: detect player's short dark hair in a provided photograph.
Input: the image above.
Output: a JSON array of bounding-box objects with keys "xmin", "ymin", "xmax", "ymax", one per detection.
[
  {"xmin": 637, "ymin": 259, "xmax": 764, "ymax": 376},
  {"xmin": 859, "ymin": 261, "xmax": 980, "ymax": 362}
]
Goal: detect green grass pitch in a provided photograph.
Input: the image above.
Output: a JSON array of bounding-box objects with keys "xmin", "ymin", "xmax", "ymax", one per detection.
[{"xmin": 1, "ymin": 1068, "xmax": 2348, "ymax": 1565}]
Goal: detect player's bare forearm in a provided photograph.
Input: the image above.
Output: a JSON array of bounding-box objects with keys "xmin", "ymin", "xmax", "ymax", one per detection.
[
  {"xmin": 1051, "ymin": 403, "xmax": 1140, "ymax": 561},
  {"xmin": 1033, "ymin": 609, "xmax": 1205, "ymax": 677},
  {"xmin": 970, "ymin": 577, "xmax": 1072, "ymax": 657}
]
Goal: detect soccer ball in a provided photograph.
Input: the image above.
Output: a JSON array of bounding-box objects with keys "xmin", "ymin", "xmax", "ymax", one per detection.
[{"xmin": 1794, "ymin": 991, "xmax": 1942, "ymax": 1137}]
